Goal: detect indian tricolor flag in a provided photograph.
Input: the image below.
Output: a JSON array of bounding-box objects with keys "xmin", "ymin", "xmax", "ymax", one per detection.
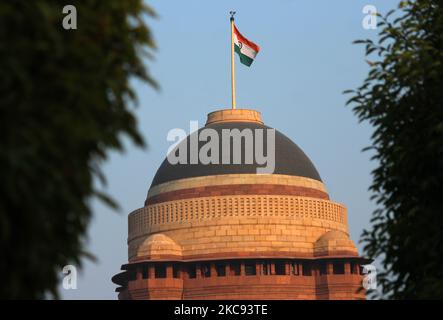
[{"xmin": 233, "ymin": 25, "xmax": 260, "ymax": 67}]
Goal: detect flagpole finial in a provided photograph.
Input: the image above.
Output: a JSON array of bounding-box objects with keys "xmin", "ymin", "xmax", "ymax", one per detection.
[{"xmin": 229, "ymin": 11, "xmax": 236, "ymax": 21}]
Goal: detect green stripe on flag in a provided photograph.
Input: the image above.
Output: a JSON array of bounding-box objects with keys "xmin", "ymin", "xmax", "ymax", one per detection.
[{"xmin": 235, "ymin": 44, "xmax": 254, "ymax": 67}]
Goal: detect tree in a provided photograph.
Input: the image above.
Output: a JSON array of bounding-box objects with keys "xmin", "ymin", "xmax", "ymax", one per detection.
[
  {"xmin": 346, "ymin": 0, "xmax": 443, "ymax": 299},
  {"xmin": 0, "ymin": 1, "xmax": 156, "ymax": 299}
]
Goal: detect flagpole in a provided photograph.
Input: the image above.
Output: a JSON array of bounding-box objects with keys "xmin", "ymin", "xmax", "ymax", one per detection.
[{"xmin": 230, "ymin": 11, "xmax": 236, "ymax": 109}]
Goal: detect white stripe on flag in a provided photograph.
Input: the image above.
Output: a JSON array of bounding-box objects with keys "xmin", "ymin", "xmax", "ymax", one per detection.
[{"xmin": 234, "ymin": 34, "xmax": 258, "ymax": 60}]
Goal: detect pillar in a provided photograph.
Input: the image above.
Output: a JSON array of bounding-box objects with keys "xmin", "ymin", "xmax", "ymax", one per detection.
[
  {"xmin": 210, "ymin": 263, "xmax": 216, "ymax": 277},
  {"xmin": 327, "ymin": 262, "xmax": 333, "ymax": 275},
  {"xmin": 285, "ymin": 262, "xmax": 290, "ymax": 275},
  {"xmin": 148, "ymin": 265, "xmax": 154, "ymax": 279},
  {"xmin": 166, "ymin": 264, "xmax": 173, "ymax": 278},
  {"xmin": 344, "ymin": 262, "xmax": 351, "ymax": 275},
  {"xmin": 136, "ymin": 267, "xmax": 142, "ymax": 280},
  {"xmin": 256, "ymin": 261, "xmax": 261, "ymax": 275},
  {"xmin": 353, "ymin": 263, "xmax": 360, "ymax": 275}
]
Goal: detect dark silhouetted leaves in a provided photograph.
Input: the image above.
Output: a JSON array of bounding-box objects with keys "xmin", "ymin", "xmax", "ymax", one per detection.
[
  {"xmin": 0, "ymin": 0, "xmax": 156, "ymax": 299},
  {"xmin": 346, "ymin": 0, "xmax": 443, "ymax": 299}
]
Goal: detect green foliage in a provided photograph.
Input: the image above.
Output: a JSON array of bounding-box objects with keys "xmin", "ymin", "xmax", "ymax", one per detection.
[
  {"xmin": 0, "ymin": 1, "xmax": 156, "ymax": 298},
  {"xmin": 346, "ymin": 0, "xmax": 443, "ymax": 299}
]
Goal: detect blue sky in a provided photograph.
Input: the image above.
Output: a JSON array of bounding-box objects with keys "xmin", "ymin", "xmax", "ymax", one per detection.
[{"xmin": 60, "ymin": 0, "xmax": 399, "ymax": 299}]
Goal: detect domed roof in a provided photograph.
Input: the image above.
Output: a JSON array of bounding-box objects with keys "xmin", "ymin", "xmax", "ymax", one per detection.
[
  {"xmin": 316, "ymin": 230, "xmax": 350, "ymax": 242},
  {"xmin": 136, "ymin": 234, "xmax": 182, "ymax": 259},
  {"xmin": 150, "ymin": 109, "xmax": 322, "ymax": 188},
  {"xmin": 314, "ymin": 231, "xmax": 358, "ymax": 257}
]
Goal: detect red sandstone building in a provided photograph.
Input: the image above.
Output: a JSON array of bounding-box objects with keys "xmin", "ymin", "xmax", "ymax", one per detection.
[{"xmin": 112, "ymin": 109, "xmax": 368, "ymax": 299}]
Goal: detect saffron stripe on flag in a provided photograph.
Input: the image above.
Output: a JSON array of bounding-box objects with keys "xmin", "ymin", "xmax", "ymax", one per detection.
[{"xmin": 233, "ymin": 25, "xmax": 260, "ymax": 52}]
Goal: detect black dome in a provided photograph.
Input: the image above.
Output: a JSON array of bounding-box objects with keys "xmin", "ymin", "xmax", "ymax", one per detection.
[{"xmin": 150, "ymin": 121, "xmax": 321, "ymax": 188}]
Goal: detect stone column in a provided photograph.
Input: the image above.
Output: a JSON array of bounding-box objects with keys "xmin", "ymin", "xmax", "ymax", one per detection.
[
  {"xmin": 354, "ymin": 263, "xmax": 360, "ymax": 275},
  {"xmin": 166, "ymin": 264, "xmax": 173, "ymax": 278},
  {"xmin": 344, "ymin": 262, "xmax": 351, "ymax": 275},
  {"xmin": 261, "ymin": 262, "xmax": 267, "ymax": 275},
  {"xmin": 148, "ymin": 265, "xmax": 154, "ymax": 279},
  {"xmin": 210, "ymin": 263, "xmax": 216, "ymax": 277},
  {"xmin": 228, "ymin": 264, "xmax": 234, "ymax": 276},
  {"xmin": 327, "ymin": 262, "xmax": 334, "ymax": 275},
  {"xmin": 285, "ymin": 262, "xmax": 290, "ymax": 275},
  {"xmin": 240, "ymin": 261, "xmax": 245, "ymax": 276}
]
